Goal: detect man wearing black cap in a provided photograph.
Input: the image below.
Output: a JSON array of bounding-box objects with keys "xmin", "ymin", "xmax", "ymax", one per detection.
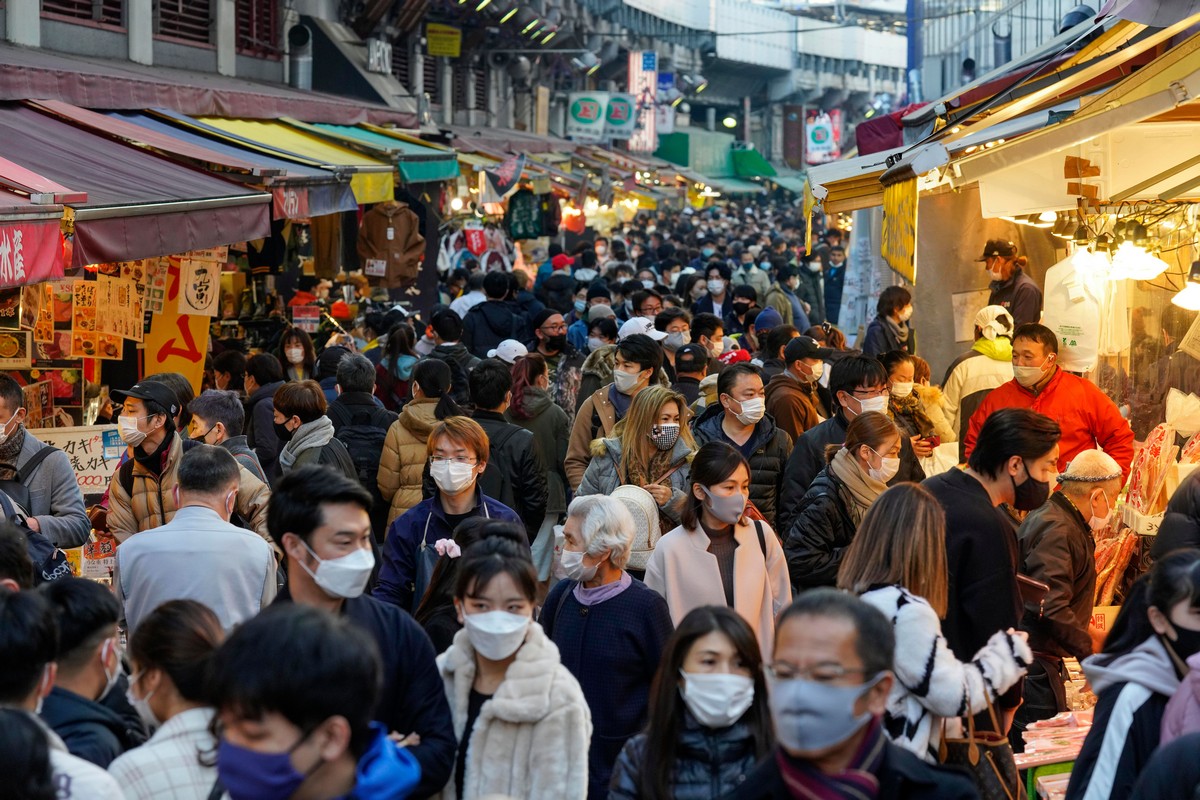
[
  {"xmin": 671, "ymin": 344, "xmax": 709, "ymax": 406},
  {"xmin": 531, "ymin": 308, "xmax": 585, "ymax": 412},
  {"xmin": 765, "ymin": 336, "xmax": 834, "ymax": 441},
  {"xmin": 979, "ymin": 239, "xmax": 1042, "ymax": 329},
  {"xmin": 106, "ymin": 381, "xmax": 273, "ymax": 547}
]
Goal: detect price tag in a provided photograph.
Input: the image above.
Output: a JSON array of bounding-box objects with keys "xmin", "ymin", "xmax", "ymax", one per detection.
[
  {"xmin": 386, "ymin": 227, "xmax": 395, "ymax": 241},
  {"xmin": 365, "ymin": 259, "xmax": 387, "ymax": 277}
]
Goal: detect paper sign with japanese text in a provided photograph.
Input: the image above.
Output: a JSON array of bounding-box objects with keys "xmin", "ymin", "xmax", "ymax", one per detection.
[
  {"xmin": 144, "ymin": 308, "xmax": 209, "ymax": 394},
  {"xmin": 178, "ymin": 258, "xmax": 220, "ymax": 317},
  {"xmin": 35, "ymin": 425, "xmax": 121, "ymax": 498}
]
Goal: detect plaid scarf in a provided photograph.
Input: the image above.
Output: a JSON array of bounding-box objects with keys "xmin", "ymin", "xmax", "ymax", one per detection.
[{"xmin": 776, "ymin": 717, "xmax": 886, "ymax": 800}]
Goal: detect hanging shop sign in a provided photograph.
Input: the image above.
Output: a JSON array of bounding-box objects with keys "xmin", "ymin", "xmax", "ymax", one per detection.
[
  {"xmin": 605, "ymin": 93, "xmax": 638, "ymax": 140},
  {"xmin": 484, "ymin": 154, "xmax": 527, "ymax": 199},
  {"xmin": 426, "ymin": 23, "xmax": 462, "ymax": 58},
  {"xmin": 656, "ymin": 73, "xmax": 676, "ymax": 135},
  {"xmin": 144, "ymin": 257, "xmax": 213, "ymax": 392},
  {"xmin": 881, "ymin": 178, "xmax": 917, "ymax": 283},
  {"xmin": 0, "ymin": 220, "xmax": 65, "ymax": 290},
  {"xmin": 567, "ymin": 93, "xmax": 609, "ymax": 142},
  {"xmin": 627, "ymin": 51, "xmax": 658, "ymax": 154},
  {"xmin": 805, "ymin": 110, "xmax": 843, "ymax": 166},
  {"xmin": 272, "ymin": 186, "xmax": 310, "ymax": 219},
  {"xmin": 291, "ymin": 305, "xmax": 320, "ymax": 333}
]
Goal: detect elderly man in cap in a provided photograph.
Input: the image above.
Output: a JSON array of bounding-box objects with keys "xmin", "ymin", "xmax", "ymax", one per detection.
[
  {"xmin": 1012, "ymin": 449, "xmax": 1121, "ymax": 747},
  {"xmin": 942, "ymin": 305, "xmax": 1016, "ymax": 460},
  {"xmin": 980, "ymin": 238, "xmax": 1043, "ymax": 329},
  {"xmin": 765, "ymin": 335, "xmax": 835, "ymax": 441},
  {"xmin": 106, "ymin": 381, "xmax": 275, "ymax": 550}
]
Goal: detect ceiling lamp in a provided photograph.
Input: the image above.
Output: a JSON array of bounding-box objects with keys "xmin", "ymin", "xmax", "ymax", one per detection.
[
  {"xmin": 512, "ymin": 8, "xmax": 542, "ymax": 35},
  {"xmin": 683, "ymin": 74, "xmax": 709, "ymax": 94},
  {"xmin": 1072, "ymin": 224, "xmax": 1090, "ymax": 244},
  {"xmin": 498, "ymin": 5, "xmax": 518, "ymax": 22},
  {"xmin": 1109, "ymin": 241, "xmax": 1168, "ymax": 281},
  {"xmin": 1174, "ymin": 261, "xmax": 1200, "ymax": 310},
  {"xmin": 722, "ymin": 115, "xmax": 738, "ymax": 129},
  {"xmin": 571, "ymin": 51, "xmax": 601, "ymax": 75},
  {"xmin": 1026, "ymin": 213, "xmax": 1053, "ymax": 228},
  {"xmin": 476, "ymin": 0, "xmax": 492, "ymax": 8}
]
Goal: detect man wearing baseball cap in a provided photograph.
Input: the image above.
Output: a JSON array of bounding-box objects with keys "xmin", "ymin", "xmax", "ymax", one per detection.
[
  {"xmin": 765, "ymin": 336, "xmax": 834, "ymax": 441},
  {"xmin": 106, "ymin": 381, "xmax": 273, "ymax": 549},
  {"xmin": 977, "ymin": 239, "xmax": 1042, "ymax": 329},
  {"xmin": 941, "ymin": 305, "xmax": 1016, "ymax": 460}
]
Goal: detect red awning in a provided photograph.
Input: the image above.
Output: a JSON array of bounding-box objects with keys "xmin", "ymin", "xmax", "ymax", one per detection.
[
  {"xmin": 0, "ymin": 42, "xmax": 417, "ymax": 127},
  {"xmin": 0, "ymin": 190, "xmax": 65, "ymax": 289},
  {"xmin": 0, "ymin": 105, "xmax": 269, "ymax": 268}
]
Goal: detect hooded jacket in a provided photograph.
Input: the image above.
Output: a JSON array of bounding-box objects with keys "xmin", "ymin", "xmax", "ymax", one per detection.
[
  {"xmin": 435, "ymin": 623, "xmax": 591, "ymax": 800},
  {"xmin": 356, "ymin": 201, "xmax": 425, "ymax": 288},
  {"xmin": 1066, "ymin": 636, "xmax": 1180, "ymax": 800},
  {"xmin": 608, "ymin": 713, "xmax": 760, "ymax": 800},
  {"xmin": 507, "ymin": 386, "xmax": 571, "ymax": 514},
  {"xmin": 430, "ymin": 342, "xmax": 480, "ymax": 377},
  {"xmin": 691, "ymin": 404, "xmax": 792, "ymax": 529},
  {"xmin": 380, "ymin": 399, "xmax": 440, "ymax": 524},
  {"xmin": 941, "ymin": 337, "xmax": 1013, "ymax": 460},
  {"xmin": 577, "ymin": 435, "xmax": 693, "ymax": 527},
  {"xmin": 764, "ymin": 371, "xmax": 823, "ymax": 442},
  {"xmin": 40, "ymin": 686, "xmax": 144, "ymax": 768},
  {"xmin": 462, "ymin": 300, "xmax": 529, "ymax": 360}
]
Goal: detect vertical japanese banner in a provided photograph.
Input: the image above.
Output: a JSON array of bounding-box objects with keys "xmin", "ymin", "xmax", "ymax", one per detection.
[
  {"xmin": 144, "ymin": 254, "xmax": 210, "ymax": 393},
  {"xmin": 881, "ymin": 178, "xmax": 918, "ymax": 284},
  {"xmin": 627, "ymin": 51, "xmax": 658, "ymax": 153}
]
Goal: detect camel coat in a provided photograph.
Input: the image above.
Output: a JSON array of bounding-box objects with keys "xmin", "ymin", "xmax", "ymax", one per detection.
[
  {"xmin": 435, "ymin": 623, "xmax": 591, "ymax": 800},
  {"xmin": 380, "ymin": 399, "xmax": 439, "ymax": 524}
]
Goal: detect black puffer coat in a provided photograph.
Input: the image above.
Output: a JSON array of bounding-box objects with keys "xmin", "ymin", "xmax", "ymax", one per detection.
[
  {"xmin": 691, "ymin": 404, "xmax": 792, "ymax": 530},
  {"xmin": 608, "ymin": 714, "xmax": 759, "ymax": 800},
  {"xmin": 784, "ymin": 466, "xmax": 859, "ymax": 590}
]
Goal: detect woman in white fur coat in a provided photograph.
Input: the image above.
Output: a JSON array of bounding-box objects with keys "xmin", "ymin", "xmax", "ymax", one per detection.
[
  {"xmin": 437, "ymin": 534, "xmax": 592, "ymax": 799},
  {"xmin": 837, "ymin": 483, "xmax": 1033, "ymax": 761}
]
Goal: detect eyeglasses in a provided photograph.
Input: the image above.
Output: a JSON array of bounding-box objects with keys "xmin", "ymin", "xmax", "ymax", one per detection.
[
  {"xmin": 429, "ymin": 456, "xmax": 477, "ymax": 466},
  {"xmin": 851, "ymin": 386, "xmax": 889, "ymax": 399},
  {"xmin": 540, "ymin": 322, "xmax": 568, "ymax": 334},
  {"xmin": 766, "ymin": 661, "xmax": 870, "ymax": 683},
  {"xmin": 640, "ymin": 305, "xmax": 663, "ymax": 315}
]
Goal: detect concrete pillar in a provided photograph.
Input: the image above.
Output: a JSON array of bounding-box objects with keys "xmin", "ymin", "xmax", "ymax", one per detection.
[
  {"xmin": 440, "ymin": 58, "xmax": 453, "ymax": 126},
  {"xmin": 215, "ymin": 0, "xmax": 236, "ymax": 76},
  {"xmin": 127, "ymin": 0, "xmax": 153, "ymax": 65},
  {"xmin": 6, "ymin": 0, "xmax": 39, "ymax": 47}
]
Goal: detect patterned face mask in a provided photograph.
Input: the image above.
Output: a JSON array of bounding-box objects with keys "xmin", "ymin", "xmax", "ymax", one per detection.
[{"xmin": 649, "ymin": 423, "xmax": 681, "ymax": 451}]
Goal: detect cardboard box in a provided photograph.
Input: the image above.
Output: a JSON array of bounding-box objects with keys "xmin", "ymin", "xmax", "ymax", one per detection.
[
  {"xmin": 1121, "ymin": 505, "xmax": 1162, "ymax": 537},
  {"xmin": 1090, "ymin": 605, "xmax": 1121, "ymax": 632}
]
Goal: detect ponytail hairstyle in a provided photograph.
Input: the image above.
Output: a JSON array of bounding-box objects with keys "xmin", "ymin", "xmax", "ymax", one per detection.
[
  {"xmin": 508, "ymin": 354, "xmax": 547, "ymax": 421},
  {"xmin": 825, "ymin": 410, "xmax": 900, "ymax": 464},
  {"xmin": 412, "ymin": 358, "xmax": 465, "ymax": 420},
  {"xmin": 129, "ymin": 599, "xmax": 224, "ymax": 703},
  {"xmin": 1012, "ymin": 254, "xmax": 1029, "ymax": 270}
]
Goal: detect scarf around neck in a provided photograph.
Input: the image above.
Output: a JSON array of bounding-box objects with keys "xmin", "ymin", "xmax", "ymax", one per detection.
[
  {"xmin": 0, "ymin": 425, "xmax": 26, "ymax": 478},
  {"xmin": 880, "ymin": 315, "xmax": 909, "ymax": 346},
  {"xmin": 573, "ymin": 571, "xmax": 632, "ymax": 606},
  {"xmin": 279, "ymin": 416, "xmax": 335, "ymax": 470},
  {"xmin": 889, "ymin": 391, "xmax": 935, "ymax": 438},
  {"xmin": 777, "ymin": 717, "xmax": 886, "ymax": 800},
  {"xmin": 829, "ymin": 448, "xmax": 887, "ymax": 523}
]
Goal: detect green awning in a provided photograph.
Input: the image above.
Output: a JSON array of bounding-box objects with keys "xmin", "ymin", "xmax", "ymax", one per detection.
[
  {"xmin": 770, "ymin": 169, "xmax": 807, "ymax": 194},
  {"xmin": 293, "ymin": 120, "xmax": 461, "ymax": 184},
  {"xmin": 731, "ymin": 147, "xmax": 777, "ymax": 179},
  {"xmin": 703, "ymin": 175, "xmax": 768, "ymax": 195}
]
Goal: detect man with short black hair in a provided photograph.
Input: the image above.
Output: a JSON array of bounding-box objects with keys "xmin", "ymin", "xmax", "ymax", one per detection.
[
  {"xmin": 39, "ymin": 577, "xmax": 144, "ymax": 766},
  {"xmin": 243, "ymin": 352, "xmax": 286, "ymax": 476},
  {"xmin": 329, "ymin": 353, "xmax": 398, "ymax": 540},
  {"xmin": 0, "ymin": 589, "xmax": 123, "ymax": 797},
  {"xmin": 270, "ymin": 466, "xmax": 455, "ymax": 798},
  {"xmin": 765, "ymin": 335, "xmax": 834, "ymax": 441},
  {"xmin": 530, "ymin": 308, "xmax": 585, "ymax": 412},
  {"xmin": 463, "ymin": 270, "xmax": 528, "ymax": 360},
  {"xmin": 965, "ymin": 322, "xmax": 1134, "ymax": 477},
  {"xmin": 693, "ymin": 363, "xmax": 793, "ymax": 528},
  {"xmin": 429, "ymin": 308, "xmax": 481, "ymax": 374},
  {"xmin": 188, "ymin": 389, "xmax": 267, "ymax": 482},
  {"xmin": 209, "ymin": 604, "xmax": 421, "ymax": 799},
  {"xmin": 467, "ymin": 360, "xmax": 548, "ymax": 544},
  {"xmin": 671, "ymin": 343, "xmax": 709, "ymax": 406},
  {"xmin": 693, "ymin": 263, "xmax": 733, "ymax": 318},
  {"xmin": 778, "ymin": 356, "xmax": 926, "ymax": 536},
  {"xmin": 0, "ymin": 521, "xmax": 33, "ymax": 590},
  {"xmin": 0, "ymin": 374, "xmax": 89, "ymax": 548},
  {"xmin": 114, "ymin": 445, "xmax": 276, "ymax": 634}
]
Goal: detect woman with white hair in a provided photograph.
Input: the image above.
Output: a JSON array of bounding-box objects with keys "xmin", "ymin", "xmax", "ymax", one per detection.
[
  {"xmin": 1013, "ymin": 448, "xmax": 1123, "ymax": 745},
  {"xmin": 541, "ymin": 494, "xmax": 674, "ymax": 800}
]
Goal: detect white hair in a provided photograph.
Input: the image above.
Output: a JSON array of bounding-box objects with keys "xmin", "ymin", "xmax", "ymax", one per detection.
[{"xmin": 566, "ymin": 495, "xmax": 635, "ymax": 571}]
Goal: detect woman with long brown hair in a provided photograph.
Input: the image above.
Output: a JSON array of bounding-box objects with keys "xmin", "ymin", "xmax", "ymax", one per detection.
[
  {"xmin": 783, "ymin": 410, "xmax": 899, "ymax": 590},
  {"xmin": 609, "ymin": 605, "xmax": 773, "ymax": 800},
  {"xmin": 837, "ymin": 483, "xmax": 1032, "ymax": 762}
]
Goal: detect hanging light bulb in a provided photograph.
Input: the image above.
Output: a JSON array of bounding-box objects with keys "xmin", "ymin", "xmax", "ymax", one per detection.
[
  {"xmin": 1174, "ymin": 262, "xmax": 1200, "ymax": 310},
  {"xmin": 1109, "ymin": 240, "xmax": 1168, "ymax": 281}
]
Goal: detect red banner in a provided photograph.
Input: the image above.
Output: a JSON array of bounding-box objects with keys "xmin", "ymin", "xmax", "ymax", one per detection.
[
  {"xmin": 463, "ymin": 228, "xmax": 487, "ymax": 256},
  {"xmin": 0, "ymin": 219, "xmax": 64, "ymax": 289},
  {"xmin": 272, "ymin": 186, "xmax": 310, "ymax": 219}
]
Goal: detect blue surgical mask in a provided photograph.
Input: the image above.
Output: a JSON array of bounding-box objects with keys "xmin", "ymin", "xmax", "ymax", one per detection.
[
  {"xmin": 217, "ymin": 735, "xmax": 312, "ymax": 800},
  {"xmin": 702, "ymin": 247, "xmax": 715, "ymax": 258},
  {"xmin": 574, "ymin": 299, "xmax": 587, "ymax": 315}
]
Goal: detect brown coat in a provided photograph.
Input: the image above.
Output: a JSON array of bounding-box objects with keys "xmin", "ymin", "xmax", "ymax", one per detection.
[
  {"xmin": 356, "ymin": 201, "xmax": 425, "ymax": 288},
  {"xmin": 380, "ymin": 398, "xmax": 440, "ymax": 523},
  {"xmin": 107, "ymin": 434, "xmax": 276, "ymax": 554},
  {"xmin": 565, "ymin": 386, "xmax": 619, "ymax": 492},
  {"xmin": 764, "ymin": 372, "xmax": 821, "ymax": 443}
]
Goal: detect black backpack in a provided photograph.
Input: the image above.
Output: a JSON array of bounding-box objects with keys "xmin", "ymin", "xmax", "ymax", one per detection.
[
  {"xmin": 0, "ymin": 447, "xmax": 71, "ymax": 584},
  {"xmin": 328, "ymin": 402, "xmax": 396, "ymax": 536}
]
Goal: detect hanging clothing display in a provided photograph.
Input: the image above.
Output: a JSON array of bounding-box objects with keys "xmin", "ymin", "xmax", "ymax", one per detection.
[
  {"xmin": 310, "ymin": 213, "xmax": 342, "ymax": 278},
  {"xmin": 506, "ymin": 189, "xmax": 542, "ymax": 240},
  {"xmin": 356, "ymin": 201, "xmax": 425, "ymax": 288},
  {"xmin": 1042, "ymin": 251, "xmax": 1126, "ymax": 373}
]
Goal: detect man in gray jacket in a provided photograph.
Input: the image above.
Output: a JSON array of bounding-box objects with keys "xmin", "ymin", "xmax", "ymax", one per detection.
[{"xmin": 0, "ymin": 375, "xmax": 89, "ymax": 548}]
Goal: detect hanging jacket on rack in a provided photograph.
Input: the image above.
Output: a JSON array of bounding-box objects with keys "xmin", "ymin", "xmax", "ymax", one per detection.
[{"xmin": 356, "ymin": 201, "xmax": 425, "ymax": 288}]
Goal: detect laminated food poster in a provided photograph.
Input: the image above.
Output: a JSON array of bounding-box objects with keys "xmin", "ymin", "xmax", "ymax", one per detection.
[{"xmin": 70, "ymin": 280, "xmax": 122, "ymax": 360}]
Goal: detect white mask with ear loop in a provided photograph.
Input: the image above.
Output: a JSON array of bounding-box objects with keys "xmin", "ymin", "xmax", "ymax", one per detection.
[{"xmin": 1089, "ymin": 490, "xmax": 1114, "ymax": 532}]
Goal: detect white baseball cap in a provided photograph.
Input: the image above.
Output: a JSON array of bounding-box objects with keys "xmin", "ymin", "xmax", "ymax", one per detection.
[
  {"xmin": 618, "ymin": 316, "xmax": 668, "ymax": 342},
  {"xmin": 487, "ymin": 339, "xmax": 529, "ymax": 364}
]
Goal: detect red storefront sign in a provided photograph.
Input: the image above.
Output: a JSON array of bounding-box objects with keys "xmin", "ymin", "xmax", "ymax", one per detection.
[{"xmin": 0, "ymin": 219, "xmax": 65, "ymax": 289}]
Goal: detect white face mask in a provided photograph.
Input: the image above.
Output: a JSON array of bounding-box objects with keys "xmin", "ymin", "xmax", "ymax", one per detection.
[
  {"xmin": 1014, "ymin": 355, "xmax": 1054, "ymax": 388},
  {"xmin": 708, "ymin": 337, "xmax": 725, "ymax": 357},
  {"xmin": 890, "ymin": 381, "xmax": 914, "ymax": 398},
  {"xmin": 807, "ymin": 262, "xmax": 822, "ymax": 273},
  {"xmin": 679, "ymin": 671, "xmax": 756, "ymax": 729},
  {"xmin": 989, "ymin": 267, "xmax": 1004, "ymax": 281},
  {"xmin": 300, "ymin": 542, "xmax": 375, "ymax": 599},
  {"xmin": 800, "ymin": 362, "xmax": 824, "ymax": 383},
  {"xmin": 898, "ymin": 306, "xmax": 914, "ymax": 322},
  {"xmin": 0, "ymin": 408, "xmax": 23, "ymax": 446},
  {"xmin": 641, "ymin": 279, "xmax": 655, "ymax": 290},
  {"xmin": 561, "ymin": 548, "xmax": 599, "ymax": 582},
  {"xmin": 850, "ymin": 394, "xmax": 889, "ymax": 416},
  {"xmin": 99, "ymin": 638, "xmax": 123, "ymax": 701},
  {"xmin": 587, "ymin": 336, "xmax": 607, "ymax": 353},
  {"xmin": 285, "ymin": 347, "xmax": 305, "ymax": 365},
  {"xmin": 462, "ymin": 610, "xmax": 530, "ymax": 660},
  {"xmin": 118, "ymin": 415, "xmax": 148, "ymax": 447},
  {"xmin": 431, "ymin": 459, "xmax": 476, "ymax": 495},
  {"xmin": 665, "ymin": 331, "xmax": 691, "ymax": 351},
  {"xmin": 613, "ymin": 367, "xmax": 643, "ymax": 396},
  {"xmin": 707, "ymin": 278, "xmax": 726, "ymax": 296},
  {"xmin": 1089, "ymin": 490, "xmax": 1113, "ymax": 532},
  {"xmin": 867, "ymin": 446, "xmax": 901, "ymax": 483},
  {"xmin": 730, "ymin": 396, "xmax": 766, "ymax": 425},
  {"xmin": 126, "ymin": 672, "xmax": 160, "ymax": 730}
]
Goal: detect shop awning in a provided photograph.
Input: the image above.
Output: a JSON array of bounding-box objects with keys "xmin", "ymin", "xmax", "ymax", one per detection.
[
  {"xmin": 0, "ymin": 189, "xmax": 65, "ymax": 288},
  {"xmin": 0, "ymin": 105, "xmax": 269, "ymax": 268},
  {"xmin": 731, "ymin": 148, "xmax": 778, "ymax": 180},
  {"xmin": 769, "ymin": 169, "xmax": 807, "ymax": 194},
  {"xmin": 701, "ymin": 175, "xmax": 768, "ymax": 196},
  {"xmin": 295, "ymin": 121, "xmax": 461, "ymax": 184},
  {"xmin": 100, "ymin": 112, "xmax": 359, "ymax": 218},
  {"xmin": 448, "ymin": 125, "xmax": 574, "ymax": 155},
  {"xmin": 155, "ymin": 112, "xmax": 395, "ymax": 204}
]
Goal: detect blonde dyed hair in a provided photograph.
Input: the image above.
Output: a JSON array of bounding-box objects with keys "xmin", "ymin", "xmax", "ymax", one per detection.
[
  {"xmin": 614, "ymin": 385, "xmax": 695, "ymax": 480},
  {"xmin": 837, "ymin": 482, "xmax": 949, "ymax": 617}
]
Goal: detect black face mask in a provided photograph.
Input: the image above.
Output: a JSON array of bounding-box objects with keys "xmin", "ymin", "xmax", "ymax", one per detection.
[
  {"xmin": 544, "ymin": 334, "xmax": 567, "ymax": 352},
  {"xmin": 1011, "ymin": 461, "xmax": 1050, "ymax": 511},
  {"xmin": 1164, "ymin": 621, "xmax": 1200, "ymax": 665},
  {"xmin": 733, "ymin": 301, "xmax": 752, "ymax": 316},
  {"xmin": 274, "ymin": 420, "xmax": 296, "ymax": 444}
]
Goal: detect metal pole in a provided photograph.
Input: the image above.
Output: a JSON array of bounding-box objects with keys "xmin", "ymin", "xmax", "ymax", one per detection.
[{"xmin": 906, "ymin": 0, "xmax": 924, "ymax": 103}]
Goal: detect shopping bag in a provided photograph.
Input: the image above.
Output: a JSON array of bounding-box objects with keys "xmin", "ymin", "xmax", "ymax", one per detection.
[{"xmin": 938, "ymin": 695, "xmax": 1025, "ymax": 800}]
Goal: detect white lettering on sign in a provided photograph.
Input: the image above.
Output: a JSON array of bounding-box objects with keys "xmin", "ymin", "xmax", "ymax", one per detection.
[{"xmin": 367, "ymin": 39, "xmax": 393, "ymax": 74}]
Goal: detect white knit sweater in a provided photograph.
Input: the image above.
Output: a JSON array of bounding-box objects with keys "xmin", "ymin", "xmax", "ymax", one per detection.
[{"xmin": 860, "ymin": 585, "xmax": 1033, "ymax": 761}]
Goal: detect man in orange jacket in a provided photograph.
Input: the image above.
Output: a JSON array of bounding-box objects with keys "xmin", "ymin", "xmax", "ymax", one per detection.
[{"xmin": 964, "ymin": 323, "xmax": 1134, "ymax": 479}]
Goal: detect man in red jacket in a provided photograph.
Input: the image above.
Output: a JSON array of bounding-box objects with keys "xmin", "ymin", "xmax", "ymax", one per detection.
[{"xmin": 965, "ymin": 323, "xmax": 1134, "ymax": 479}]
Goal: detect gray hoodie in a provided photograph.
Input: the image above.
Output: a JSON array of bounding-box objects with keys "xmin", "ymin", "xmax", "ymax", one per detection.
[{"xmin": 1083, "ymin": 635, "xmax": 1181, "ymax": 697}]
